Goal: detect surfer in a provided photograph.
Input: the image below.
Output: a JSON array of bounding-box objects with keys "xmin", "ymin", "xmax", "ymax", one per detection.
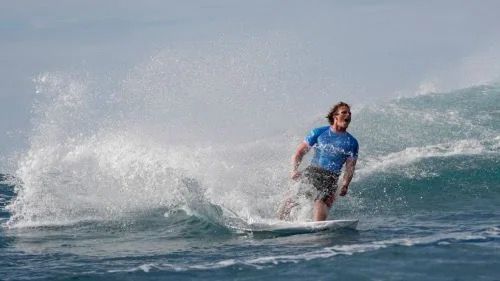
[{"xmin": 279, "ymin": 102, "xmax": 358, "ymax": 221}]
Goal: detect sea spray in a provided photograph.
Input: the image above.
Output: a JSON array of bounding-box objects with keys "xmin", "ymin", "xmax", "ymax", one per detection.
[{"xmin": 6, "ymin": 37, "xmax": 319, "ymax": 227}]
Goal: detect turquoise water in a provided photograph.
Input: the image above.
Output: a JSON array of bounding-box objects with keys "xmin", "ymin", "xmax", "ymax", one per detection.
[{"xmin": 1, "ymin": 85, "xmax": 499, "ymax": 280}]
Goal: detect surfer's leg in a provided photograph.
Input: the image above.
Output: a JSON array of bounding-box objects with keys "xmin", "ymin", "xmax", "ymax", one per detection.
[
  {"xmin": 313, "ymin": 193, "xmax": 335, "ymax": 221},
  {"xmin": 306, "ymin": 166, "xmax": 338, "ymax": 221},
  {"xmin": 313, "ymin": 200, "xmax": 329, "ymax": 221}
]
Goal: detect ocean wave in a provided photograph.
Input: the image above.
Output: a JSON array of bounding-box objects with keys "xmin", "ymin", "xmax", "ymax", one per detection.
[
  {"xmin": 353, "ymin": 84, "xmax": 500, "ymax": 155},
  {"xmin": 356, "ymin": 138, "xmax": 498, "ymax": 179}
]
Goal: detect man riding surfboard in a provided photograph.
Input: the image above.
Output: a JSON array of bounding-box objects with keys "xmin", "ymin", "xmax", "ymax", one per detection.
[{"xmin": 279, "ymin": 102, "xmax": 358, "ymax": 221}]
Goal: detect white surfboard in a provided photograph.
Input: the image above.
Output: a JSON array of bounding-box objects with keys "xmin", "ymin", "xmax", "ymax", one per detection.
[{"xmin": 241, "ymin": 219, "xmax": 358, "ymax": 235}]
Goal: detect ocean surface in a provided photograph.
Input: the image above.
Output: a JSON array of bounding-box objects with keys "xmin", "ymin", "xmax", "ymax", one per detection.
[{"xmin": 1, "ymin": 83, "xmax": 499, "ymax": 280}]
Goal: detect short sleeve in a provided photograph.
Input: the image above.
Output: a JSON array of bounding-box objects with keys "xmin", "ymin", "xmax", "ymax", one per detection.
[
  {"xmin": 348, "ymin": 138, "xmax": 359, "ymax": 159},
  {"xmin": 304, "ymin": 126, "xmax": 328, "ymax": 146}
]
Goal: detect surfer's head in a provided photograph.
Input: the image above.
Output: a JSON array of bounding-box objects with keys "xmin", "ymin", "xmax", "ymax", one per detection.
[{"xmin": 327, "ymin": 102, "xmax": 351, "ymax": 129}]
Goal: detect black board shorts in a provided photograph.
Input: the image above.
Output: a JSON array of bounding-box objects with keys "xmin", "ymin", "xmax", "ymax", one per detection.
[{"xmin": 303, "ymin": 166, "xmax": 340, "ymax": 207}]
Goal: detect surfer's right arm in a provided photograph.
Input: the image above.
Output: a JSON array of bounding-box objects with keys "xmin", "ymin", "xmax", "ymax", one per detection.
[{"xmin": 291, "ymin": 142, "xmax": 310, "ymax": 180}]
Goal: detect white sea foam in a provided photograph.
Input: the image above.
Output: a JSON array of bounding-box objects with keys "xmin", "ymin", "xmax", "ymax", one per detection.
[{"xmin": 356, "ymin": 138, "xmax": 495, "ymax": 179}]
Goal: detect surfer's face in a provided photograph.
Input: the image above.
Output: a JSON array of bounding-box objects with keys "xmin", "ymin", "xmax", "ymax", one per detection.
[{"xmin": 334, "ymin": 106, "xmax": 351, "ymax": 129}]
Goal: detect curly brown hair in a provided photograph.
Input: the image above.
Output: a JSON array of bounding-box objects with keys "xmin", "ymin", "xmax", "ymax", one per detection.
[{"xmin": 326, "ymin": 102, "xmax": 350, "ymax": 125}]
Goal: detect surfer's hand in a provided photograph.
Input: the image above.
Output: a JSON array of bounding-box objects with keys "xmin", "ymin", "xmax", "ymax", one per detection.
[
  {"xmin": 291, "ymin": 170, "xmax": 302, "ymax": 181},
  {"xmin": 340, "ymin": 185, "xmax": 349, "ymax": 196}
]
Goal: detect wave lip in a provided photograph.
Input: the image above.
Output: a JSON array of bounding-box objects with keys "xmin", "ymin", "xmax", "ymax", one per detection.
[{"xmin": 357, "ymin": 138, "xmax": 498, "ymax": 179}]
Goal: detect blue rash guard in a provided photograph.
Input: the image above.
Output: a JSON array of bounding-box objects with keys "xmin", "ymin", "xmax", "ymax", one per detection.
[{"xmin": 304, "ymin": 126, "xmax": 359, "ymax": 175}]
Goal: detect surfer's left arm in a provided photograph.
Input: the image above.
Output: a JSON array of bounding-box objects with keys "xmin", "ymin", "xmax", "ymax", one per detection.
[{"xmin": 340, "ymin": 158, "xmax": 356, "ymax": 196}]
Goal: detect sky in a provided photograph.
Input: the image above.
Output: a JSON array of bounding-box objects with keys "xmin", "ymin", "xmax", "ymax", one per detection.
[{"xmin": 1, "ymin": 0, "xmax": 500, "ymax": 158}]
